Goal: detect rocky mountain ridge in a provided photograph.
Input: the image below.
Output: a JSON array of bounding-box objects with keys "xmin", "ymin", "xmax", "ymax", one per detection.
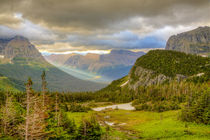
[
  {"xmin": 0, "ymin": 35, "xmax": 44, "ymax": 61},
  {"xmin": 165, "ymin": 26, "xmax": 210, "ymax": 56}
]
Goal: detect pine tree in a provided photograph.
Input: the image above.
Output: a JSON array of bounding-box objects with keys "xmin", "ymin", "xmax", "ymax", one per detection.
[
  {"xmin": 55, "ymin": 92, "xmax": 61, "ymax": 126},
  {"xmin": 1, "ymin": 92, "xmax": 20, "ymax": 136},
  {"xmin": 77, "ymin": 116, "xmax": 102, "ymax": 140},
  {"xmin": 41, "ymin": 71, "xmax": 47, "ymax": 107},
  {"xmin": 25, "ymin": 78, "xmax": 33, "ymax": 140},
  {"xmin": 19, "ymin": 78, "xmax": 49, "ymax": 140}
]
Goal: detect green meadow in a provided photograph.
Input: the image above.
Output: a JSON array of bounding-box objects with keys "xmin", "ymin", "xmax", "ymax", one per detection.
[{"xmin": 67, "ymin": 109, "xmax": 210, "ymax": 140}]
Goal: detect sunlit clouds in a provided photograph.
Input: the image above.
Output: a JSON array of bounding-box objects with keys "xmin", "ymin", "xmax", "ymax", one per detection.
[{"xmin": 37, "ymin": 42, "xmax": 111, "ymax": 55}]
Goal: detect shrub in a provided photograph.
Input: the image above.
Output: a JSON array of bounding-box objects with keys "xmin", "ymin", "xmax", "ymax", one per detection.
[{"xmin": 68, "ymin": 103, "xmax": 91, "ymax": 112}]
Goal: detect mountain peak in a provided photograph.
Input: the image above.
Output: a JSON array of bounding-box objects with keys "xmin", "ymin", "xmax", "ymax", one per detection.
[
  {"xmin": 166, "ymin": 26, "xmax": 210, "ymax": 55},
  {"xmin": 0, "ymin": 35, "xmax": 45, "ymax": 61},
  {"xmin": 11, "ymin": 35, "xmax": 29, "ymax": 42}
]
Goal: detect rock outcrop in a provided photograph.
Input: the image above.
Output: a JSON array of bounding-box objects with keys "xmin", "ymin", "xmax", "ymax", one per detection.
[
  {"xmin": 125, "ymin": 50, "xmax": 209, "ymax": 91},
  {"xmin": 128, "ymin": 66, "xmax": 187, "ymax": 90},
  {"xmin": 128, "ymin": 66, "xmax": 171, "ymax": 90},
  {"xmin": 165, "ymin": 26, "xmax": 210, "ymax": 55}
]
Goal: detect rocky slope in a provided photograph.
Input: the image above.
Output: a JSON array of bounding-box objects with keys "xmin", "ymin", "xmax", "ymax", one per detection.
[
  {"xmin": 0, "ymin": 35, "xmax": 106, "ymax": 92},
  {"xmin": 65, "ymin": 53, "xmax": 100, "ymax": 70},
  {"xmin": 165, "ymin": 26, "xmax": 210, "ymax": 56},
  {"xmin": 0, "ymin": 36, "xmax": 44, "ymax": 60},
  {"xmin": 44, "ymin": 53, "xmax": 77, "ymax": 65}
]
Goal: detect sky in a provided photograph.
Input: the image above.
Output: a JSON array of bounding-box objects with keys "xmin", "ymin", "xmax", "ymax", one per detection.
[{"xmin": 0, "ymin": 0, "xmax": 209, "ymax": 54}]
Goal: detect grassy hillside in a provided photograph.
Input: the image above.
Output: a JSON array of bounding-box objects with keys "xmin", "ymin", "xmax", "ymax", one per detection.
[
  {"xmin": 131, "ymin": 50, "xmax": 210, "ymax": 78},
  {"xmin": 0, "ymin": 58, "xmax": 106, "ymax": 92},
  {"xmin": 0, "ymin": 76, "xmax": 22, "ymax": 92},
  {"xmin": 70, "ymin": 110, "xmax": 210, "ymax": 139}
]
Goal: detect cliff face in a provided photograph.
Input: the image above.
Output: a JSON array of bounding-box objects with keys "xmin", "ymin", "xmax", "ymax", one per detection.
[
  {"xmin": 128, "ymin": 66, "xmax": 170, "ymax": 90},
  {"xmin": 125, "ymin": 50, "xmax": 209, "ymax": 91},
  {"xmin": 128, "ymin": 66, "xmax": 187, "ymax": 90},
  {"xmin": 165, "ymin": 26, "xmax": 210, "ymax": 55},
  {"xmin": 0, "ymin": 36, "xmax": 44, "ymax": 61}
]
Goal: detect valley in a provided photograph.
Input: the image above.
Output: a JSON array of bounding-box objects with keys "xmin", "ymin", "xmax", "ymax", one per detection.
[
  {"xmin": 45, "ymin": 50, "xmax": 145, "ymax": 81},
  {"xmin": 0, "ymin": 0, "xmax": 210, "ymax": 139},
  {"xmin": 1, "ymin": 46, "xmax": 209, "ymax": 139},
  {"xmin": 0, "ymin": 26, "xmax": 209, "ymax": 139},
  {"xmin": 47, "ymin": 61, "xmax": 111, "ymax": 83}
]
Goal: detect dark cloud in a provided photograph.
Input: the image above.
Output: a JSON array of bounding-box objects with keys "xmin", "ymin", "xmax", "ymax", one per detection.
[
  {"xmin": 0, "ymin": 0, "xmax": 209, "ymax": 30},
  {"xmin": 28, "ymin": 0, "xmax": 209, "ymax": 28},
  {"xmin": 0, "ymin": 14, "xmax": 21, "ymax": 27}
]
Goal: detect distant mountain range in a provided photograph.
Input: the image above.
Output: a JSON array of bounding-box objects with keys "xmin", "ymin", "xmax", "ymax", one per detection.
[
  {"xmin": 0, "ymin": 36, "xmax": 106, "ymax": 92},
  {"xmin": 166, "ymin": 26, "xmax": 210, "ymax": 56},
  {"xmin": 45, "ymin": 50, "xmax": 145, "ymax": 80}
]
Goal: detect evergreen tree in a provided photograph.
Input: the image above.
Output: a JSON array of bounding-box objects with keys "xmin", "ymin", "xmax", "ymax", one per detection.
[
  {"xmin": 77, "ymin": 116, "xmax": 102, "ymax": 140},
  {"xmin": 19, "ymin": 78, "xmax": 49, "ymax": 140},
  {"xmin": 41, "ymin": 71, "xmax": 47, "ymax": 107},
  {"xmin": 25, "ymin": 78, "xmax": 33, "ymax": 140},
  {"xmin": 0, "ymin": 92, "xmax": 23, "ymax": 136}
]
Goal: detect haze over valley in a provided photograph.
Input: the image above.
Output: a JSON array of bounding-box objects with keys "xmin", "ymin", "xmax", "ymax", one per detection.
[{"xmin": 45, "ymin": 49, "xmax": 145, "ymax": 83}]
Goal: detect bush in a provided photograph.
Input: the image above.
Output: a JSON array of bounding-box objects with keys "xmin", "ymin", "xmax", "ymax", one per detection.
[
  {"xmin": 68, "ymin": 103, "xmax": 91, "ymax": 112},
  {"xmin": 76, "ymin": 116, "xmax": 103, "ymax": 140}
]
